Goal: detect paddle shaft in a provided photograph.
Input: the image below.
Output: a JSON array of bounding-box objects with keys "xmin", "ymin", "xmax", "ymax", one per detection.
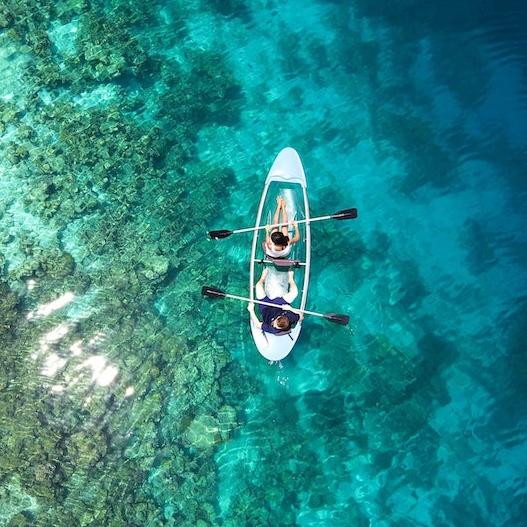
[
  {"xmin": 230, "ymin": 212, "xmax": 339, "ymax": 235},
  {"xmin": 213, "ymin": 291, "xmax": 326, "ymax": 319}
]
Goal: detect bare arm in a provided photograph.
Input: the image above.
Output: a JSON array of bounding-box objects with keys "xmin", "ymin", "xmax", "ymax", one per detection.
[
  {"xmin": 280, "ymin": 201, "xmax": 289, "ymax": 236},
  {"xmin": 272, "ymin": 198, "xmax": 282, "ymax": 231},
  {"xmin": 290, "ymin": 221, "xmax": 300, "ymax": 244},
  {"xmin": 265, "ymin": 225, "xmax": 271, "ymax": 245}
]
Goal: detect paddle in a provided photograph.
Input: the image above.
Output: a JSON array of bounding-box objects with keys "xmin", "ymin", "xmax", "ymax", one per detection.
[
  {"xmin": 202, "ymin": 286, "xmax": 350, "ymax": 325},
  {"xmin": 208, "ymin": 208, "xmax": 358, "ymax": 239}
]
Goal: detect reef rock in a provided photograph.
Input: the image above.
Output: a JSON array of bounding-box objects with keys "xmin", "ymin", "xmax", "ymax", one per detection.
[
  {"xmin": 184, "ymin": 414, "xmax": 221, "ymax": 450},
  {"xmin": 141, "ymin": 254, "xmax": 169, "ymax": 280}
]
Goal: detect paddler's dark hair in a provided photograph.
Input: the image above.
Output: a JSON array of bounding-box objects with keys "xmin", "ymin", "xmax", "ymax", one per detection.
[
  {"xmin": 271, "ymin": 231, "xmax": 289, "ymax": 246},
  {"xmin": 275, "ymin": 315, "xmax": 291, "ymax": 331}
]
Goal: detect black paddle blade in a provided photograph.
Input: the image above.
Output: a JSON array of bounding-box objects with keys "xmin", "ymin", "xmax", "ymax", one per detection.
[
  {"xmin": 201, "ymin": 286, "xmax": 226, "ymax": 298},
  {"xmin": 334, "ymin": 208, "xmax": 358, "ymax": 220},
  {"xmin": 209, "ymin": 229, "xmax": 233, "ymax": 239},
  {"xmin": 325, "ymin": 313, "xmax": 350, "ymax": 325}
]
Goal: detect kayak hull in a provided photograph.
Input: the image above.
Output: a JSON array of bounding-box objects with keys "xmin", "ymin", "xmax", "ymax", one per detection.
[{"xmin": 249, "ymin": 148, "xmax": 311, "ymax": 361}]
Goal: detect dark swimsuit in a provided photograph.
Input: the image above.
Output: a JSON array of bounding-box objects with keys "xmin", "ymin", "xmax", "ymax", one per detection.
[{"xmin": 259, "ymin": 296, "xmax": 300, "ymax": 334}]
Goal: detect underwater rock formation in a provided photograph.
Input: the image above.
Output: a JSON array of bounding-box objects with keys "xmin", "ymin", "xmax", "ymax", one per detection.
[{"xmin": 0, "ymin": 0, "xmax": 245, "ymax": 525}]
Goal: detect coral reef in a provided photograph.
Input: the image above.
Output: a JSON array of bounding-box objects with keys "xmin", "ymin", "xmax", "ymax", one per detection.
[
  {"xmin": 0, "ymin": 478, "xmax": 37, "ymax": 527},
  {"xmin": 0, "ymin": 0, "xmax": 245, "ymax": 525},
  {"xmin": 0, "ymin": 281, "xmax": 19, "ymax": 338}
]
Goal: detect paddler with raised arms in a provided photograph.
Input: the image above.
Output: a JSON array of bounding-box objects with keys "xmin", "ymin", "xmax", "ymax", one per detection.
[{"xmin": 265, "ymin": 196, "xmax": 300, "ymax": 258}]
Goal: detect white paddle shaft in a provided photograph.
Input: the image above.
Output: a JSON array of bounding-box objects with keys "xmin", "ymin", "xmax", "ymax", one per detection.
[
  {"xmin": 232, "ymin": 212, "xmax": 336, "ymax": 235},
  {"xmin": 220, "ymin": 291, "xmax": 326, "ymax": 319}
]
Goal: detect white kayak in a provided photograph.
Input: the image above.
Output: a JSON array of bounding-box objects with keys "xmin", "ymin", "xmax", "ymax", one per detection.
[{"xmin": 249, "ymin": 147, "xmax": 311, "ymax": 361}]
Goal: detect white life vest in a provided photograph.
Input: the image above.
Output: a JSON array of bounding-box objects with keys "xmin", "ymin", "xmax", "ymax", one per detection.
[{"xmin": 266, "ymin": 243, "xmax": 292, "ymax": 258}]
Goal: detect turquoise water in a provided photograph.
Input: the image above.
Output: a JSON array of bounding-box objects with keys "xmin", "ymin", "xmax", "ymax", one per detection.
[{"xmin": 1, "ymin": 1, "xmax": 526, "ymax": 525}]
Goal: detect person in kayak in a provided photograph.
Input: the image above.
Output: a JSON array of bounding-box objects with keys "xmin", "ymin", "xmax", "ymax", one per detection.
[
  {"xmin": 265, "ymin": 196, "xmax": 300, "ymax": 258},
  {"xmin": 247, "ymin": 268, "xmax": 304, "ymax": 334}
]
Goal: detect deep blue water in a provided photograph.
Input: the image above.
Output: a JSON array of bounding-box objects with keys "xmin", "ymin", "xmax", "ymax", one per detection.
[{"xmin": 0, "ymin": 0, "xmax": 526, "ymax": 525}]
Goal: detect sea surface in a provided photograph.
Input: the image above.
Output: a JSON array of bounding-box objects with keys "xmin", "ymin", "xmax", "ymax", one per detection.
[{"xmin": 1, "ymin": 1, "xmax": 526, "ymax": 526}]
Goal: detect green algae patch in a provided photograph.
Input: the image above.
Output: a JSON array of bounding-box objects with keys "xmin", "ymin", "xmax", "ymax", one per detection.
[
  {"xmin": 0, "ymin": 281, "xmax": 19, "ymax": 337},
  {"xmin": 39, "ymin": 250, "xmax": 75, "ymax": 279},
  {"xmin": 74, "ymin": 13, "xmax": 148, "ymax": 82}
]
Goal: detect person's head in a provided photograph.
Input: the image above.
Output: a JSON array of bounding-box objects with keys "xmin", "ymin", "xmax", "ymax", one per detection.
[
  {"xmin": 271, "ymin": 231, "xmax": 289, "ymax": 249},
  {"xmin": 272, "ymin": 314, "xmax": 291, "ymax": 331}
]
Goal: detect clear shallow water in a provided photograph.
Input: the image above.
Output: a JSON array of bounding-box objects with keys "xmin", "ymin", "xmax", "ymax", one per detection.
[{"xmin": 1, "ymin": 1, "xmax": 526, "ymax": 526}]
